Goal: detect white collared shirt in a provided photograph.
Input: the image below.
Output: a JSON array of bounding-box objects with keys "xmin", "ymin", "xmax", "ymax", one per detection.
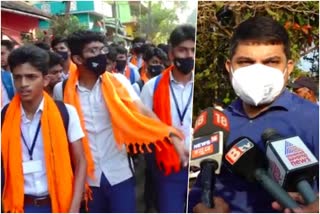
[
  {"xmin": 140, "ymin": 71, "xmax": 194, "ymax": 151},
  {"xmin": 53, "ymin": 73, "xmax": 139, "ymax": 186},
  {"xmin": 21, "ymin": 98, "xmax": 84, "ymax": 196},
  {"xmin": 1, "ymin": 81, "xmax": 10, "ymax": 108}
]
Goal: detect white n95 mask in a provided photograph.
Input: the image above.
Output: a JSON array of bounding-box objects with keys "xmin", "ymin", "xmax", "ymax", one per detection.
[{"xmin": 231, "ymin": 64, "xmax": 286, "ymax": 106}]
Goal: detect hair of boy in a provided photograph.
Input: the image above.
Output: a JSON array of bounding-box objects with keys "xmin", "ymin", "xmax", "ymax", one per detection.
[
  {"xmin": 107, "ymin": 46, "xmax": 118, "ymax": 62},
  {"xmin": 8, "ymin": 45, "xmax": 49, "ymax": 75},
  {"xmin": 132, "ymin": 37, "xmax": 146, "ymax": 44},
  {"xmin": 51, "ymin": 36, "xmax": 68, "ymax": 49},
  {"xmin": 143, "ymin": 47, "xmax": 167, "ymax": 62},
  {"xmin": 169, "ymin": 24, "xmax": 195, "ymax": 48},
  {"xmin": 34, "ymin": 42, "xmax": 51, "ymax": 51},
  {"xmin": 115, "ymin": 45, "xmax": 128, "ymax": 56},
  {"xmin": 1, "ymin": 40, "xmax": 14, "ymax": 51},
  {"xmin": 48, "ymin": 51, "xmax": 64, "ymax": 68},
  {"xmin": 230, "ymin": 16, "xmax": 291, "ymax": 59},
  {"xmin": 67, "ymin": 30, "xmax": 106, "ymax": 56}
]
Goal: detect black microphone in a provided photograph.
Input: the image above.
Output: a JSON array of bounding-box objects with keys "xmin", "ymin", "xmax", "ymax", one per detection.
[
  {"xmin": 224, "ymin": 137, "xmax": 300, "ymax": 209},
  {"xmin": 191, "ymin": 107, "xmax": 230, "ymax": 208},
  {"xmin": 262, "ymin": 128, "xmax": 319, "ymax": 204}
]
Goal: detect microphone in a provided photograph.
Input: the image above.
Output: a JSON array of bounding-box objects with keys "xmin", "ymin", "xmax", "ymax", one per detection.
[
  {"xmin": 224, "ymin": 137, "xmax": 300, "ymax": 209},
  {"xmin": 262, "ymin": 128, "xmax": 319, "ymax": 204},
  {"xmin": 191, "ymin": 107, "xmax": 229, "ymax": 208}
]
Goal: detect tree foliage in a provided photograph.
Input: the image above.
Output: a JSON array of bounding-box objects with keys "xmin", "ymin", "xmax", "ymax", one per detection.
[
  {"xmin": 135, "ymin": 2, "xmax": 179, "ymax": 44},
  {"xmin": 194, "ymin": 1, "xmax": 319, "ymax": 116},
  {"xmin": 50, "ymin": 15, "xmax": 87, "ymax": 38}
]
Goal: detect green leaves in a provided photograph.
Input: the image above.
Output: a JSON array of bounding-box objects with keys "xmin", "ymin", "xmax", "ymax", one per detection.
[{"xmin": 194, "ymin": 1, "xmax": 319, "ymax": 118}]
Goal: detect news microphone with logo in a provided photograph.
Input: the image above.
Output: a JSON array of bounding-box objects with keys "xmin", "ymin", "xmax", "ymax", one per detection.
[
  {"xmin": 224, "ymin": 137, "xmax": 299, "ymax": 209},
  {"xmin": 262, "ymin": 128, "xmax": 319, "ymax": 204},
  {"xmin": 190, "ymin": 107, "xmax": 230, "ymax": 208}
]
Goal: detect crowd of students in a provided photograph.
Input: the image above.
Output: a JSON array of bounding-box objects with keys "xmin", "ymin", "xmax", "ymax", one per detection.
[{"xmin": 1, "ymin": 24, "xmax": 195, "ymax": 213}]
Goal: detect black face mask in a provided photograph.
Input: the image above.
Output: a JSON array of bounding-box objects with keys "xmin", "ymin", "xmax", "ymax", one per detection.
[
  {"xmin": 56, "ymin": 51, "xmax": 69, "ymax": 61},
  {"xmin": 84, "ymin": 54, "xmax": 107, "ymax": 76},
  {"xmin": 173, "ymin": 57, "xmax": 194, "ymax": 75},
  {"xmin": 115, "ymin": 60, "xmax": 127, "ymax": 72},
  {"xmin": 148, "ymin": 65, "xmax": 164, "ymax": 77}
]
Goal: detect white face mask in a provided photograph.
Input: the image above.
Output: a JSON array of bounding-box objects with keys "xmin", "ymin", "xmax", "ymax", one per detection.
[{"xmin": 231, "ymin": 63, "xmax": 286, "ymax": 106}]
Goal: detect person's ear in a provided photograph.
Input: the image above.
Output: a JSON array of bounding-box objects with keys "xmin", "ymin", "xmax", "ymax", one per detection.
[
  {"xmin": 286, "ymin": 59, "xmax": 294, "ymax": 76},
  {"xmin": 225, "ymin": 59, "xmax": 232, "ymax": 74},
  {"xmin": 43, "ymin": 74, "xmax": 50, "ymax": 88},
  {"xmin": 71, "ymin": 55, "xmax": 84, "ymax": 65}
]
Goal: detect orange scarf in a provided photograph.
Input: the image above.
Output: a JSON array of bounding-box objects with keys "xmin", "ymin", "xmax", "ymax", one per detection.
[
  {"xmin": 130, "ymin": 55, "xmax": 138, "ymax": 67},
  {"xmin": 63, "ymin": 69, "xmax": 183, "ymax": 173},
  {"xmin": 125, "ymin": 65, "xmax": 131, "ymax": 80},
  {"xmin": 2, "ymin": 92, "xmax": 73, "ymax": 212},
  {"xmin": 69, "ymin": 60, "xmax": 77, "ymax": 73},
  {"xmin": 153, "ymin": 65, "xmax": 182, "ymax": 175}
]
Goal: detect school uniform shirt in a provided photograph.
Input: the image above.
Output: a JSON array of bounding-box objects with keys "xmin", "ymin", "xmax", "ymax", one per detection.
[
  {"xmin": 1, "ymin": 82, "xmax": 10, "ymax": 108},
  {"xmin": 22, "ymin": 98, "xmax": 84, "ymax": 196},
  {"xmin": 53, "ymin": 73, "xmax": 139, "ymax": 187},
  {"xmin": 140, "ymin": 71, "xmax": 194, "ymax": 151},
  {"xmin": 132, "ymin": 82, "xmax": 141, "ymax": 96}
]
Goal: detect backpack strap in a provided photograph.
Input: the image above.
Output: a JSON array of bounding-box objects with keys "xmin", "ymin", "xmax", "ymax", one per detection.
[
  {"xmin": 54, "ymin": 100, "xmax": 69, "ymax": 135},
  {"xmin": 1, "ymin": 104, "xmax": 9, "ymax": 129},
  {"xmin": 153, "ymin": 74, "xmax": 162, "ymax": 94},
  {"xmin": 1, "ymin": 71, "xmax": 15, "ymax": 100}
]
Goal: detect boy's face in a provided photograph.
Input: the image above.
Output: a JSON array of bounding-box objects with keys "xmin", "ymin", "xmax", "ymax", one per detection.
[
  {"xmin": 12, "ymin": 63, "xmax": 49, "ymax": 102},
  {"xmin": 225, "ymin": 42, "xmax": 294, "ymax": 86},
  {"xmin": 48, "ymin": 64, "xmax": 63, "ymax": 87},
  {"xmin": 170, "ymin": 39, "xmax": 195, "ymax": 60}
]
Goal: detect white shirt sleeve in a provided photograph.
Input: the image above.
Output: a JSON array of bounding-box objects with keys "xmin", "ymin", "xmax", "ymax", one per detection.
[
  {"xmin": 65, "ymin": 104, "xmax": 85, "ymax": 143},
  {"xmin": 114, "ymin": 73, "xmax": 140, "ymax": 101},
  {"xmin": 133, "ymin": 68, "xmax": 140, "ymax": 83},
  {"xmin": 140, "ymin": 76, "xmax": 156, "ymax": 111},
  {"xmin": 1, "ymin": 82, "xmax": 10, "ymax": 108},
  {"xmin": 53, "ymin": 81, "xmax": 63, "ymax": 101},
  {"xmin": 132, "ymin": 82, "xmax": 141, "ymax": 97}
]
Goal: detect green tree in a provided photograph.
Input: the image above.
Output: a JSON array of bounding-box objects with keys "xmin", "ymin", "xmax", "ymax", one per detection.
[
  {"xmin": 194, "ymin": 1, "xmax": 319, "ymax": 117},
  {"xmin": 136, "ymin": 2, "xmax": 179, "ymax": 44},
  {"xmin": 50, "ymin": 15, "xmax": 86, "ymax": 38}
]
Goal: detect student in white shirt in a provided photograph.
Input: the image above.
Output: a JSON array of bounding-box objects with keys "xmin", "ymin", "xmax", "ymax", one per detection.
[{"xmin": 2, "ymin": 45, "xmax": 86, "ymax": 213}]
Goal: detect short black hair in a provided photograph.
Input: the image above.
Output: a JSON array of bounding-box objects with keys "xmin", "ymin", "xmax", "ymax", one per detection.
[
  {"xmin": 1, "ymin": 40, "xmax": 14, "ymax": 51},
  {"xmin": 169, "ymin": 24, "xmax": 195, "ymax": 48},
  {"xmin": 67, "ymin": 30, "xmax": 106, "ymax": 56},
  {"xmin": 115, "ymin": 45, "xmax": 128, "ymax": 56},
  {"xmin": 34, "ymin": 41, "xmax": 51, "ymax": 51},
  {"xmin": 132, "ymin": 37, "xmax": 146, "ymax": 44},
  {"xmin": 8, "ymin": 45, "xmax": 49, "ymax": 75},
  {"xmin": 51, "ymin": 36, "xmax": 68, "ymax": 49},
  {"xmin": 230, "ymin": 16, "xmax": 291, "ymax": 59},
  {"xmin": 107, "ymin": 46, "xmax": 118, "ymax": 62},
  {"xmin": 157, "ymin": 43, "xmax": 169, "ymax": 55},
  {"xmin": 143, "ymin": 47, "xmax": 167, "ymax": 62},
  {"xmin": 48, "ymin": 51, "xmax": 63, "ymax": 68}
]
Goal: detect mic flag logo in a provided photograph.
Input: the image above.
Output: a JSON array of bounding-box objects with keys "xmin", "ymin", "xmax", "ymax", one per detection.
[
  {"xmin": 225, "ymin": 138, "xmax": 254, "ymax": 165},
  {"xmin": 191, "ymin": 133, "xmax": 219, "ymax": 159},
  {"xmin": 285, "ymin": 141, "xmax": 311, "ymax": 167}
]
